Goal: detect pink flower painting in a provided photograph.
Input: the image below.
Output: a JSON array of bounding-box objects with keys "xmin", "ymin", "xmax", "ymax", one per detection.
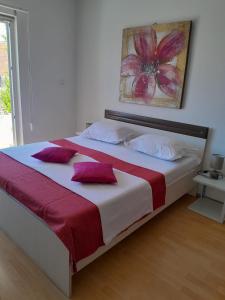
[{"xmin": 120, "ymin": 21, "xmax": 191, "ymax": 108}]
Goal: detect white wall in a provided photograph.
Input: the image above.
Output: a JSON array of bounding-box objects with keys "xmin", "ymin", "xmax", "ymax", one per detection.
[
  {"xmin": 0, "ymin": 0, "xmax": 77, "ymax": 143},
  {"xmin": 75, "ymin": 0, "xmax": 225, "ymax": 167}
]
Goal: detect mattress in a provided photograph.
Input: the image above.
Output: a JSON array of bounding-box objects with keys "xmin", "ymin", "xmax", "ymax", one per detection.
[
  {"xmin": 0, "ymin": 135, "xmax": 200, "ymax": 268},
  {"xmin": 1, "ymin": 138, "xmax": 165, "ymax": 245},
  {"xmin": 68, "ymin": 136, "xmax": 201, "ymax": 185}
]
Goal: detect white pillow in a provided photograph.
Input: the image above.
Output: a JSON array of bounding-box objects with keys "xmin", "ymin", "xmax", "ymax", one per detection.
[
  {"xmin": 80, "ymin": 121, "xmax": 135, "ymax": 144},
  {"xmin": 126, "ymin": 133, "xmax": 186, "ymax": 161}
]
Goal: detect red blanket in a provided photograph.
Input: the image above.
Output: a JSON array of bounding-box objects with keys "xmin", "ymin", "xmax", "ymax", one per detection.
[
  {"xmin": 0, "ymin": 153, "xmax": 104, "ymax": 266},
  {"xmin": 0, "ymin": 139, "xmax": 166, "ymax": 268}
]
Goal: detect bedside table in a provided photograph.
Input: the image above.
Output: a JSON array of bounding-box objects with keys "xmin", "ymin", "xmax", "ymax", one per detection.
[{"xmin": 189, "ymin": 174, "xmax": 225, "ymax": 223}]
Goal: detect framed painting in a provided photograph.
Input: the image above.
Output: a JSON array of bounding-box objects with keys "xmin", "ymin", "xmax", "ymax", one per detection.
[{"xmin": 119, "ymin": 20, "xmax": 192, "ymax": 108}]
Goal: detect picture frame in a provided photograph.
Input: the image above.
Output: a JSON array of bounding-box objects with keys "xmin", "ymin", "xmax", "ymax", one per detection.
[{"xmin": 119, "ymin": 21, "xmax": 192, "ymax": 108}]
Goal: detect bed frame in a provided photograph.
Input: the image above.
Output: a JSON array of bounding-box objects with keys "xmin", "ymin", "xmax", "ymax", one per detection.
[{"xmin": 0, "ymin": 110, "xmax": 209, "ymax": 297}]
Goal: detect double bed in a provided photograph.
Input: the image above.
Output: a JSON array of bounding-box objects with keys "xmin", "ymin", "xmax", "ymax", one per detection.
[{"xmin": 0, "ymin": 110, "xmax": 209, "ymax": 297}]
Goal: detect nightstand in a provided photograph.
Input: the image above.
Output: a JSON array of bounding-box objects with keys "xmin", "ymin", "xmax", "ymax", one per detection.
[{"xmin": 189, "ymin": 174, "xmax": 225, "ymax": 223}]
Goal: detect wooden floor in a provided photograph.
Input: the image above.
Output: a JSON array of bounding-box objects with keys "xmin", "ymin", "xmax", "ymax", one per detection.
[{"xmin": 1, "ymin": 195, "xmax": 225, "ymax": 300}]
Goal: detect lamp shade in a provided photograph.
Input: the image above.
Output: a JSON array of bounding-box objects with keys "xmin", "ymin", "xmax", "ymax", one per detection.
[{"xmin": 210, "ymin": 154, "xmax": 224, "ymax": 170}]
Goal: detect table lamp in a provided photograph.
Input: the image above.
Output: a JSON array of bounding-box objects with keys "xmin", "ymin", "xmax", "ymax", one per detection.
[{"xmin": 210, "ymin": 154, "xmax": 224, "ymax": 179}]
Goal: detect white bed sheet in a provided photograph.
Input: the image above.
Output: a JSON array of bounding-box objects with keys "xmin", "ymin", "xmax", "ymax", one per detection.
[
  {"xmin": 1, "ymin": 141, "xmax": 152, "ymax": 244},
  {"xmin": 1, "ymin": 136, "xmax": 200, "ymax": 245}
]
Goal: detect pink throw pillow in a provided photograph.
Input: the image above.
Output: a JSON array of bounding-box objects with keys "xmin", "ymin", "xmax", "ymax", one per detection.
[
  {"xmin": 32, "ymin": 147, "xmax": 77, "ymax": 163},
  {"xmin": 72, "ymin": 162, "xmax": 117, "ymax": 184}
]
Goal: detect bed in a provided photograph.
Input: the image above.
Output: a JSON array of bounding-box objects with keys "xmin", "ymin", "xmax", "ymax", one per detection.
[{"xmin": 0, "ymin": 110, "xmax": 209, "ymax": 297}]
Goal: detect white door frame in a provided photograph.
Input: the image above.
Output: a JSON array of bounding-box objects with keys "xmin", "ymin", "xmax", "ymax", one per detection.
[
  {"xmin": 0, "ymin": 3, "xmax": 32, "ymax": 146},
  {"xmin": 0, "ymin": 17, "xmax": 19, "ymax": 146},
  {"xmin": 0, "ymin": 10, "xmax": 22, "ymax": 145}
]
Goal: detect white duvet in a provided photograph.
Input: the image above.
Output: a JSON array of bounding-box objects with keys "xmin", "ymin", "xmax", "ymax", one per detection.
[{"xmin": 2, "ymin": 136, "xmax": 200, "ymax": 244}]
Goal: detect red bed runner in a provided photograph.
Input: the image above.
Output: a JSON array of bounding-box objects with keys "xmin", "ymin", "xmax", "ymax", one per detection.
[
  {"xmin": 52, "ymin": 139, "xmax": 166, "ymax": 210},
  {"xmin": 0, "ymin": 153, "xmax": 104, "ymax": 267},
  {"xmin": 0, "ymin": 139, "xmax": 166, "ymax": 268}
]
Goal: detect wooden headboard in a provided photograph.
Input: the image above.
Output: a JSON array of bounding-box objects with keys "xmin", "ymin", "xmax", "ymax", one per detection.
[{"xmin": 105, "ymin": 110, "xmax": 209, "ymax": 139}]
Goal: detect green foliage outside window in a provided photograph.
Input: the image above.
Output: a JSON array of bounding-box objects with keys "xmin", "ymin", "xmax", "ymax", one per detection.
[{"xmin": 0, "ymin": 75, "xmax": 11, "ymax": 114}]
